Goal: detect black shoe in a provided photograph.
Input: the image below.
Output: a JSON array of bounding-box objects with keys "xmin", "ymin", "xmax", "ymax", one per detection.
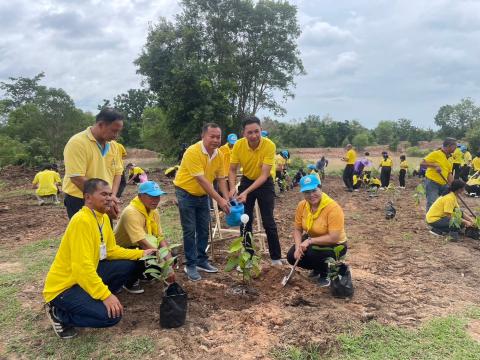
[
  {"xmin": 308, "ymin": 269, "xmax": 320, "ymax": 278},
  {"xmin": 448, "ymin": 231, "xmax": 460, "ymax": 242},
  {"xmin": 45, "ymin": 304, "xmax": 77, "ymax": 339},
  {"xmin": 429, "ymin": 228, "xmax": 444, "ymax": 237},
  {"xmin": 122, "ymin": 280, "xmax": 145, "ymax": 294},
  {"xmin": 317, "ymin": 277, "xmax": 331, "ymax": 287}
]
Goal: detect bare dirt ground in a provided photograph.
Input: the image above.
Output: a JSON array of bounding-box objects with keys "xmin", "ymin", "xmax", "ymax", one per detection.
[{"xmin": 1, "ymin": 160, "xmax": 480, "ymax": 359}]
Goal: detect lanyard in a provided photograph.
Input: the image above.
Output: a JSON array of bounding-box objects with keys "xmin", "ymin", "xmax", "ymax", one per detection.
[{"xmin": 90, "ymin": 209, "xmax": 104, "ymax": 243}]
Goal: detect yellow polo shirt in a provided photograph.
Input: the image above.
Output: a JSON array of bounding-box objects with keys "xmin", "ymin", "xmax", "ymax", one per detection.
[
  {"xmin": 115, "ymin": 205, "xmax": 163, "ymax": 248},
  {"xmin": 451, "ymin": 148, "xmax": 464, "ymax": 165},
  {"xmin": 467, "ymin": 177, "xmax": 480, "ymax": 186},
  {"xmin": 230, "ymin": 137, "xmax": 276, "ymax": 180},
  {"xmin": 380, "ymin": 158, "xmax": 393, "ymax": 167},
  {"xmin": 113, "ymin": 141, "xmax": 127, "ymax": 168},
  {"xmin": 275, "ymin": 154, "xmax": 287, "ymax": 171},
  {"xmin": 345, "ymin": 149, "xmax": 356, "ymax": 165},
  {"xmin": 370, "ymin": 177, "xmax": 381, "ymax": 186},
  {"xmin": 464, "ymin": 151, "xmax": 472, "ymax": 165},
  {"xmin": 63, "ymin": 127, "xmax": 124, "ymax": 198},
  {"xmin": 43, "ymin": 206, "xmax": 143, "ymax": 303},
  {"xmin": 32, "ymin": 170, "xmax": 61, "ymax": 196},
  {"xmin": 472, "ymin": 157, "xmax": 480, "ymax": 172},
  {"xmin": 173, "ymin": 141, "xmax": 225, "ymax": 196},
  {"xmin": 424, "ymin": 149, "xmax": 452, "ymax": 185},
  {"xmin": 426, "ymin": 192, "xmax": 459, "ymax": 223},
  {"xmin": 400, "ymin": 160, "xmax": 409, "ymax": 169},
  {"xmin": 219, "ymin": 143, "xmax": 232, "ymax": 177},
  {"xmin": 129, "ymin": 167, "xmax": 145, "ymax": 176},
  {"xmin": 294, "ymin": 198, "xmax": 346, "ymax": 243}
]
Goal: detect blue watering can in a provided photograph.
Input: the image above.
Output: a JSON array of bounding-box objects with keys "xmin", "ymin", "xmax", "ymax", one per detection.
[{"xmin": 225, "ymin": 200, "xmax": 244, "ymax": 226}]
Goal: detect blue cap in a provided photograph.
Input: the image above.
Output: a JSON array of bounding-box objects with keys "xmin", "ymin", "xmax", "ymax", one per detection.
[
  {"xmin": 227, "ymin": 133, "xmax": 238, "ymax": 145},
  {"xmin": 138, "ymin": 181, "xmax": 166, "ymax": 197},
  {"xmin": 307, "ymin": 164, "xmax": 316, "ymax": 170},
  {"xmin": 281, "ymin": 150, "xmax": 289, "ymax": 158},
  {"xmin": 261, "ymin": 130, "xmax": 269, "ymax": 137},
  {"xmin": 299, "ymin": 174, "xmax": 321, "ymax": 192},
  {"xmin": 460, "ymin": 145, "xmax": 467, "ymax": 152}
]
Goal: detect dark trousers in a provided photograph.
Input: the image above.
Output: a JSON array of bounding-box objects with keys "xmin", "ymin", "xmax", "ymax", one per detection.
[
  {"xmin": 399, "ymin": 169, "xmax": 406, "ymax": 187},
  {"xmin": 460, "ymin": 166, "xmax": 470, "ymax": 182},
  {"xmin": 239, "ymin": 176, "xmax": 281, "ymax": 260},
  {"xmin": 343, "ymin": 164, "xmax": 354, "ymax": 190},
  {"xmin": 453, "ymin": 163, "xmax": 461, "ymax": 179},
  {"xmin": 428, "ymin": 217, "xmax": 458, "ymax": 233},
  {"xmin": 50, "ymin": 260, "xmax": 137, "ymax": 328},
  {"xmin": 287, "ymin": 241, "xmax": 348, "ymax": 277},
  {"xmin": 466, "ymin": 184, "xmax": 480, "ymax": 196},
  {"xmin": 380, "ymin": 167, "xmax": 391, "ymax": 187},
  {"xmin": 64, "ymin": 194, "xmax": 85, "ymax": 219},
  {"xmin": 116, "ymin": 173, "xmax": 127, "ymax": 198}
]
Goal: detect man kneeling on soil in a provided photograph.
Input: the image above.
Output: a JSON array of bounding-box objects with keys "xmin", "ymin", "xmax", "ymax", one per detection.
[
  {"xmin": 114, "ymin": 181, "xmax": 175, "ymax": 293},
  {"xmin": 43, "ymin": 178, "xmax": 156, "ymax": 339}
]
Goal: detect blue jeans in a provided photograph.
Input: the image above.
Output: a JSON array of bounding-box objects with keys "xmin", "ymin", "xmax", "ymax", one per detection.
[
  {"xmin": 425, "ymin": 178, "xmax": 448, "ymax": 211},
  {"xmin": 50, "ymin": 260, "xmax": 137, "ymax": 328},
  {"xmin": 175, "ymin": 187, "xmax": 210, "ymax": 267}
]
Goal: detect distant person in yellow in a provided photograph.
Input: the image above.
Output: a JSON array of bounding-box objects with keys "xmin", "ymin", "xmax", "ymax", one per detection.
[
  {"xmin": 43, "ymin": 178, "xmax": 156, "ymax": 339},
  {"xmin": 229, "ymin": 116, "xmax": 282, "ymax": 265},
  {"xmin": 115, "ymin": 181, "xmax": 175, "ymax": 293},
  {"xmin": 174, "ymin": 123, "xmax": 230, "ymax": 281},
  {"xmin": 378, "ymin": 151, "xmax": 393, "ymax": 189},
  {"xmin": 420, "ymin": 138, "xmax": 456, "ymax": 211},
  {"xmin": 399, "ymin": 155, "xmax": 408, "ymax": 189},
  {"xmin": 426, "ymin": 179, "xmax": 475, "ymax": 240},
  {"xmin": 63, "ymin": 108, "xmax": 124, "ymax": 219},
  {"xmin": 32, "ymin": 164, "xmax": 62, "ymax": 205},
  {"xmin": 341, "ymin": 144, "xmax": 356, "ymax": 192},
  {"xmin": 450, "ymin": 145, "xmax": 464, "ymax": 179},
  {"xmin": 472, "ymin": 152, "xmax": 480, "ymax": 173},
  {"xmin": 459, "ymin": 145, "xmax": 472, "ymax": 182},
  {"xmin": 127, "ymin": 164, "xmax": 147, "ymax": 184},
  {"xmin": 113, "ymin": 141, "xmax": 127, "ymax": 198},
  {"xmin": 466, "ymin": 172, "xmax": 480, "ymax": 197}
]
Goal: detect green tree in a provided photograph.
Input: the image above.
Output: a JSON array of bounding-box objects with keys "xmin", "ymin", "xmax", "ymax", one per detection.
[
  {"xmin": 141, "ymin": 107, "xmax": 178, "ymax": 155},
  {"xmin": 466, "ymin": 127, "xmax": 480, "ymax": 155},
  {"xmin": 135, "ymin": 0, "xmax": 304, "ymax": 147},
  {"xmin": 374, "ymin": 120, "xmax": 396, "ymax": 145},
  {"xmin": 0, "ymin": 134, "xmax": 28, "ymax": 167},
  {"xmin": 434, "ymin": 98, "xmax": 480, "ymax": 139},
  {"xmin": 352, "ymin": 132, "xmax": 370, "ymax": 149}
]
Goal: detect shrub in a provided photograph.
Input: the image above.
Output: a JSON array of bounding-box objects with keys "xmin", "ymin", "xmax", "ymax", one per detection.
[
  {"xmin": 0, "ymin": 135, "xmax": 28, "ymax": 167},
  {"xmin": 406, "ymin": 146, "xmax": 430, "ymax": 157}
]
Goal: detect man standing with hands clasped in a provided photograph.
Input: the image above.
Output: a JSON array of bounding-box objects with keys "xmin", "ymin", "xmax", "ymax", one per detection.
[
  {"xmin": 228, "ymin": 116, "xmax": 282, "ymax": 265},
  {"xmin": 174, "ymin": 123, "xmax": 231, "ymax": 281}
]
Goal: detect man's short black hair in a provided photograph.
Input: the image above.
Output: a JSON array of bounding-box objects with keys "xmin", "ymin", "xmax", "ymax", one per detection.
[
  {"xmin": 443, "ymin": 137, "xmax": 457, "ymax": 147},
  {"xmin": 241, "ymin": 116, "xmax": 261, "ymax": 129},
  {"xmin": 96, "ymin": 108, "xmax": 124, "ymax": 123},
  {"xmin": 83, "ymin": 178, "xmax": 109, "ymax": 195},
  {"xmin": 449, "ymin": 179, "xmax": 466, "ymax": 193},
  {"xmin": 201, "ymin": 122, "xmax": 220, "ymax": 134}
]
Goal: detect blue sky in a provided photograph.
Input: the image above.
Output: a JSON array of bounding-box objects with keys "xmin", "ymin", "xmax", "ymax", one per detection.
[{"xmin": 1, "ymin": 0, "xmax": 479, "ymax": 129}]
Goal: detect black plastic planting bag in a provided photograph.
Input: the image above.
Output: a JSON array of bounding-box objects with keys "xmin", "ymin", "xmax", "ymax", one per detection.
[
  {"xmin": 330, "ymin": 264, "xmax": 354, "ymax": 298},
  {"xmin": 160, "ymin": 282, "xmax": 187, "ymax": 328}
]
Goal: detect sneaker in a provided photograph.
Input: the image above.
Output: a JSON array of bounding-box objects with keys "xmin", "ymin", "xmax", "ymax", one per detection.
[
  {"xmin": 45, "ymin": 304, "xmax": 77, "ymax": 339},
  {"xmin": 122, "ymin": 280, "xmax": 144, "ymax": 294},
  {"xmin": 448, "ymin": 231, "xmax": 460, "ymax": 242},
  {"xmin": 317, "ymin": 277, "xmax": 331, "ymax": 287},
  {"xmin": 184, "ymin": 266, "xmax": 202, "ymax": 281},
  {"xmin": 271, "ymin": 259, "xmax": 283, "ymax": 266},
  {"xmin": 429, "ymin": 228, "xmax": 444, "ymax": 237},
  {"xmin": 308, "ymin": 269, "xmax": 320, "ymax": 278},
  {"xmin": 196, "ymin": 262, "xmax": 218, "ymax": 273}
]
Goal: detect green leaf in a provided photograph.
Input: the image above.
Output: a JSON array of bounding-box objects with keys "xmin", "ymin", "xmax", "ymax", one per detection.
[
  {"xmin": 146, "ymin": 259, "xmax": 159, "ymax": 266},
  {"xmin": 157, "ymin": 247, "xmax": 170, "ymax": 260},
  {"xmin": 229, "ymin": 238, "xmax": 243, "ymax": 253},
  {"xmin": 140, "ymin": 255, "xmax": 156, "ymax": 261},
  {"xmin": 225, "ymin": 257, "xmax": 239, "ymax": 272},
  {"xmin": 144, "ymin": 268, "xmax": 161, "ymax": 275},
  {"xmin": 145, "ymin": 234, "xmax": 159, "ymax": 247}
]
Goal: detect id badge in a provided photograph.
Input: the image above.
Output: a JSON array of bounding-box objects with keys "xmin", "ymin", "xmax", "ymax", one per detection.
[{"xmin": 99, "ymin": 243, "xmax": 107, "ymax": 260}]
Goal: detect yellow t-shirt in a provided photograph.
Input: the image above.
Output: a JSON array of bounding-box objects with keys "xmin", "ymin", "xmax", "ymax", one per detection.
[
  {"xmin": 380, "ymin": 158, "xmax": 393, "ymax": 167},
  {"xmin": 345, "ymin": 149, "xmax": 356, "ymax": 165},
  {"xmin": 113, "ymin": 141, "xmax": 127, "ymax": 168},
  {"xmin": 472, "ymin": 157, "xmax": 480, "ymax": 172},
  {"xmin": 451, "ymin": 147, "xmax": 464, "ymax": 165},
  {"xmin": 219, "ymin": 143, "xmax": 232, "ymax": 177},
  {"xmin": 464, "ymin": 151, "xmax": 472, "ymax": 164},
  {"xmin": 426, "ymin": 192, "xmax": 459, "ymax": 223},
  {"xmin": 353, "ymin": 174, "xmax": 359, "ymax": 186},
  {"xmin": 400, "ymin": 160, "xmax": 409, "ymax": 169},
  {"xmin": 370, "ymin": 177, "xmax": 381, "ymax": 186},
  {"xmin": 467, "ymin": 177, "xmax": 480, "ymax": 186},
  {"xmin": 230, "ymin": 137, "xmax": 276, "ymax": 180},
  {"xmin": 130, "ymin": 167, "xmax": 145, "ymax": 176},
  {"xmin": 115, "ymin": 204, "xmax": 163, "ymax": 248},
  {"xmin": 173, "ymin": 141, "xmax": 225, "ymax": 196},
  {"xmin": 32, "ymin": 170, "xmax": 61, "ymax": 196},
  {"xmin": 275, "ymin": 154, "xmax": 287, "ymax": 171},
  {"xmin": 294, "ymin": 198, "xmax": 346, "ymax": 243},
  {"xmin": 424, "ymin": 149, "xmax": 453, "ymax": 185},
  {"xmin": 63, "ymin": 127, "xmax": 124, "ymax": 198},
  {"xmin": 43, "ymin": 206, "xmax": 143, "ymax": 303}
]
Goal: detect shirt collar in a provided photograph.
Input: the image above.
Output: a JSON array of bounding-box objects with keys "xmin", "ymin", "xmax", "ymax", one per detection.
[
  {"xmin": 86, "ymin": 127, "xmax": 110, "ymax": 157},
  {"xmin": 247, "ymin": 137, "xmax": 263, "ymax": 151},
  {"xmin": 200, "ymin": 141, "xmax": 218, "ymax": 160}
]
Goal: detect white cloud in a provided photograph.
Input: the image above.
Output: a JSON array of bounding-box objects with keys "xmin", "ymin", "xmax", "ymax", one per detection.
[{"xmin": 300, "ymin": 20, "xmax": 353, "ymax": 47}]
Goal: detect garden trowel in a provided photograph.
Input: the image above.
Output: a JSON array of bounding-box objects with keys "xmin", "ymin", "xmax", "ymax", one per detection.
[{"xmin": 281, "ymin": 258, "xmax": 300, "ymax": 287}]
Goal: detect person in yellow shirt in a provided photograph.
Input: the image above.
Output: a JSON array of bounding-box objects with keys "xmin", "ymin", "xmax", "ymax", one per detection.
[
  {"xmin": 341, "ymin": 144, "xmax": 356, "ymax": 192},
  {"xmin": 378, "ymin": 151, "xmax": 393, "ymax": 189},
  {"xmin": 368, "ymin": 176, "xmax": 381, "ymax": 189},
  {"xmin": 450, "ymin": 145, "xmax": 464, "ymax": 179},
  {"xmin": 466, "ymin": 172, "xmax": 480, "ymax": 197},
  {"xmin": 127, "ymin": 164, "xmax": 146, "ymax": 184},
  {"xmin": 352, "ymin": 174, "xmax": 362, "ymax": 190},
  {"xmin": 275, "ymin": 150, "xmax": 290, "ymax": 192},
  {"xmin": 421, "ymin": 138, "xmax": 456, "ymax": 211},
  {"xmin": 113, "ymin": 141, "xmax": 127, "ymax": 198},
  {"xmin": 219, "ymin": 134, "xmax": 238, "ymax": 180},
  {"xmin": 174, "ymin": 123, "xmax": 230, "ymax": 281},
  {"xmin": 43, "ymin": 178, "xmax": 156, "ymax": 339},
  {"xmin": 287, "ymin": 174, "xmax": 347, "ymax": 287},
  {"xmin": 63, "ymin": 108, "xmax": 124, "ymax": 219},
  {"xmin": 115, "ymin": 181, "xmax": 174, "ymax": 293},
  {"xmin": 399, "ymin": 155, "xmax": 408, "ymax": 189},
  {"xmin": 426, "ymin": 180, "xmax": 475, "ymax": 239},
  {"xmin": 472, "ymin": 152, "xmax": 480, "ymax": 173},
  {"xmin": 460, "ymin": 146, "xmax": 472, "ymax": 182},
  {"xmin": 229, "ymin": 116, "xmax": 282, "ymax": 265},
  {"xmin": 32, "ymin": 164, "xmax": 62, "ymax": 205}
]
